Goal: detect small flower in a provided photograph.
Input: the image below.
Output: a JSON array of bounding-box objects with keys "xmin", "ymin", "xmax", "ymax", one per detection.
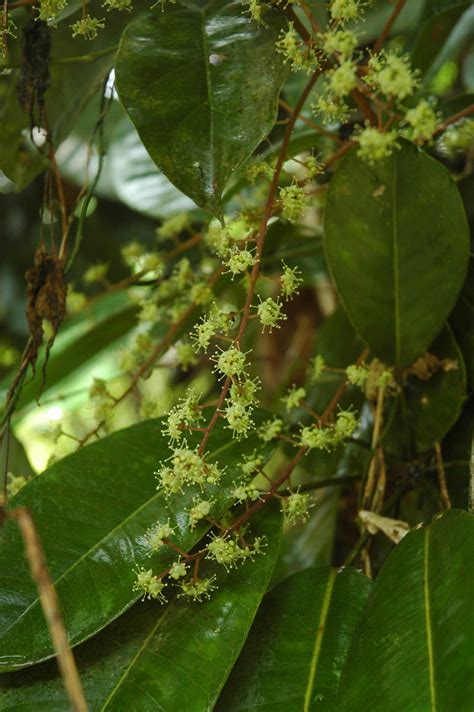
[
  {"xmin": 257, "ymin": 297, "xmax": 287, "ymax": 332},
  {"xmin": 241, "ymin": 452, "xmax": 264, "ymax": 476},
  {"xmin": 133, "ymin": 568, "xmax": 167, "ymax": 602},
  {"xmin": 300, "ymin": 424, "xmax": 334, "ymax": 450},
  {"xmin": 178, "ymin": 576, "xmax": 217, "ymax": 602},
  {"xmin": 258, "ymin": 417, "xmax": 283, "ymax": 442},
  {"xmin": 365, "ymin": 51, "xmax": 419, "ymax": 101},
  {"xmin": 276, "ymin": 22, "xmax": 318, "ymax": 74},
  {"xmin": 404, "ymin": 99, "xmax": 438, "ymax": 142},
  {"xmin": 70, "ymin": 15, "xmax": 105, "ymax": 40},
  {"xmin": 233, "ymin": 483, "xmax": 261, "ymax": 502},
  {"xmin": 334, "ymin": 409, "xmax": 357, "ymax": 439},
  {"xmin": 355, "ymin": 126, "xmax": 399, "ymax": 163},
  {"xmin": 38, "ymin": 0, "xmax": 67, "ymax": 24},
  {"xmin": 281, "ymin": 385, "xmax": 306, "ymax": 411},
  {"xmin": 328, "ymin": 59, "xmax": 357, "ymax": 98},
  {"xmin": 144, "ymin": 520, "xmax": 174, "ymax": 551},
  {"xmin": 103, "ymin": 0, "xmax": 132, "ymax": 11},
  {"xmin": 280, "ymin": 262, "xmax": 303, "ymax": 300},
  {"xmin": 246, "ymin": 160, "xmax": 274, "ymax": 183},
  {"xmin": 330, "ymin": 0, "xmax": 362, "ymax": 24},
  {"xmin": 283, "ymin": 491, "xmax": 314, "ymax": 524},
  {"xmin": 229, "ymin": 377, "xmax": 260, "ymax": 407},
  {"xmin": 279, "ymin": 184, "xmax": 308, "ymax": 222},
  {"xmin": 187, "ymin": 498, "xmax": 214, "ymax": 529},
  {"xmin": 169, "ymin": 559, "xmax": 188, "ymax": 580},
  {"xmin": 309, "ymin": 355, "xmax": 326, "ymax": 383},
  {"xmin": 207, "ymin": 535, "xmax": 246, "ymax": 570},
  {"xmin": 225, "ymin": 402, "xmax": 254, "ymax": 439},
  {"xmin": 225, "ymin": 247, "xmax": 257, "ymax": 278},
  {"xmin": 320, "ymin": 28, "xmax": 358, "ymax": 59},
  {"xmin": 213, "ymin": 346, "xmax": 247, "ymax": 378},
  {"xmin": 346, "ymin": 364, "xmax": 368, "ymax": 387}
]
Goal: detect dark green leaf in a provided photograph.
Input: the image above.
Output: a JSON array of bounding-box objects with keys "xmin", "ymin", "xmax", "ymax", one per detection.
[
  {"xmin": 324, "ymin": 141, "xmax": 469, "ymax": 367},
  {"xmin": 450, "ymin": 258, "xmax": 474, "ymax": 391},
  {"xmin": 108, "ymin": 117, "xmax": 198, "ymax": 219},
  {"xmin": 0, "ymin": 415, "xmax": 271, "ymax": 670},
  {"xmin": 115, "ymin": 2, "xmax": 287, "ymax": 215},
  {"xmin": 217, "ymin": 566, "xmax": 371, "ymax": 711},
  {"xmin": 0, "ymin": 507, "xmax": 281, "ymax": 710},
  {"xmin": 337, "ymin": 509, "xmax": 474, "ymax": 712},
  {"xmin": 383, "ymin": 324, "xmax": 467, "ymax": 455},
  {"xmin": 412, "ymin": 1, "xmax": 470, "ymax": 76}
]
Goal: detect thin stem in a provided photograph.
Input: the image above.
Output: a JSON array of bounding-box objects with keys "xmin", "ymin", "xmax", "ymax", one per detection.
[
  {"xmin": 10, "ymin": 509, "xmax": 87, "ymax": 712},
  {"xmin": 373, "ymin": 0, "xmax": 407, "ymax": 55},
  {"xmin": 434, "ymin": 441, "xmax": 451, "ymax": 509}
]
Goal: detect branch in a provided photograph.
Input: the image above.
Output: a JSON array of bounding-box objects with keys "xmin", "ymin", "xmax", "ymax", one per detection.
[
  {"xmin": 9, "ymin": 508, "xmax": 87, "ymax": 712},
  {"xmin": 373, "ymin": 0, "xmax": 407, "ymax": 55}
]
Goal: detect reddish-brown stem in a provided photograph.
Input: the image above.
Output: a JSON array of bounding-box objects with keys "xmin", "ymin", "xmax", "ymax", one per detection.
[
  {"xmin": 373, "ymin": 0, "xmax": 407, "ymax": 55},
  {"xmin": 351, "ymin": 89, "xmax": 378, "ymax": 126},
  {"xmin": 433, "ymin": 104, "xmax": 474, "ymax": 138},
  {"xmin": 10, "ymin": 508, "xmax": 87, "ymax": 712},
  {"xmin": 198, "ymin": 69, "xmax": 322, "ymax": 455},
  {"xmin": 278, "ymin": 98, "xmax": 342, "ymax": 142},
  {"xmin": 226, "ymin": 447, "xmax": 308, "ymax": 533}
]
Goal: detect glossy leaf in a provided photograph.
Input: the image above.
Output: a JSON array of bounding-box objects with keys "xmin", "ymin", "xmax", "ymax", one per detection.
[
  {"xmin": 324, "ymin": 141, "xmax": 469, "ymax": 367},
  {"xmin": 0, "ymin": 507, "xmax": 281, "ymax": 711},
  {"xmin": 0, "ymin": 415, "xmax": 271, "ymax": 670},
  {"xmin": 383, "ymin": 324, "xmax": 466, "ymax": 455},
  {"xmin": 337, "ymin": 509, "xmax": 474, "ymax": 712},
  {"xmin": 108, "ymin": 117, "xmax": 198, "ymax": 219},
  {"xmin": 115, "ymin": 2, "xmax": 287, "ymax": 214},
  {"xmin": 412, "ymin": 0, "xmax": 470, "ymax": 76},
  {"xmin": 217, "ymin": 566, "xmax": 371, "ymax": 711}
]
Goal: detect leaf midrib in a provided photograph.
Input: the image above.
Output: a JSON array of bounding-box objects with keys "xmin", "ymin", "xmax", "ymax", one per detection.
[
  {"xmin": 303, "ymin": 569, "xmax": 337, "ymax": 711},
  {"xmin": 424, "ymin": 526, "xmax": 437, "ymax": 711}
]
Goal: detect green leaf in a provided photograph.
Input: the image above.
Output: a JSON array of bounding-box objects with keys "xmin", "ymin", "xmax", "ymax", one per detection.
[
  {"xmin": 383, "ymin": 324, "xmax": 467, "ymax": 455},
  {"xmin": 0, "ymin": 507, "xmax": 281, "ymax": 710},
  {"xmin": 0, "ymin": 415, "xmax": 271, "ymax": 670},
  {"xmin": 450, "ymin": 258, "xmax": 474, "ymax": 391},
  {"xmin": 217, "ymin": 566, "xmax": 371, "ymax": 711},
  {"xmin": 411, "ymin": 1, "xmax": 470, "ymax": 77},
  {"xmin": 337, "ymin": 509, "xmax": 474, "ymax": 712},
  {"xmin": 324, "ymin": 141, "xmax": 469, "ymax": 367},
  {"xmin": 108, "ymin": 117, "xmax": 198, "ymax": 220},
  {"xmin": 114, "ymin": 2, "xmax": 287, "ymax": 215}
]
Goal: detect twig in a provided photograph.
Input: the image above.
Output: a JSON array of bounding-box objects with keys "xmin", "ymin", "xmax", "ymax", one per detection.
[
  {"xmin": 432, "ymin": 104, "xmax": 474, "ymax": 139},
  {"xmin": 373, "ymin": 0, "xmax": 407, "ymax": 55},
  {"xmin": 434, "ymin": 441, "xmax": 451, "ymax": 509},
  {"xmin": 9, "ymin": 508, "xmax": 87, "ymax": 712}
]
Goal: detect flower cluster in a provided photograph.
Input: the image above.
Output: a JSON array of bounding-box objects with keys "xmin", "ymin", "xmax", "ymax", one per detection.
[
  {"xmin": 155, "ymin": 447, "xmax": 223, "ymax": 496},
  {"xmin": 70, "ymin": 15, "xmax": 105, "ymax": 40},
  {"xmin": 300, "ymin": 409, "xmax": 358, "ymax": 450},
  {"xmin": 276, "ymin": 22, "xmax": 318, "ymax": 74}
]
